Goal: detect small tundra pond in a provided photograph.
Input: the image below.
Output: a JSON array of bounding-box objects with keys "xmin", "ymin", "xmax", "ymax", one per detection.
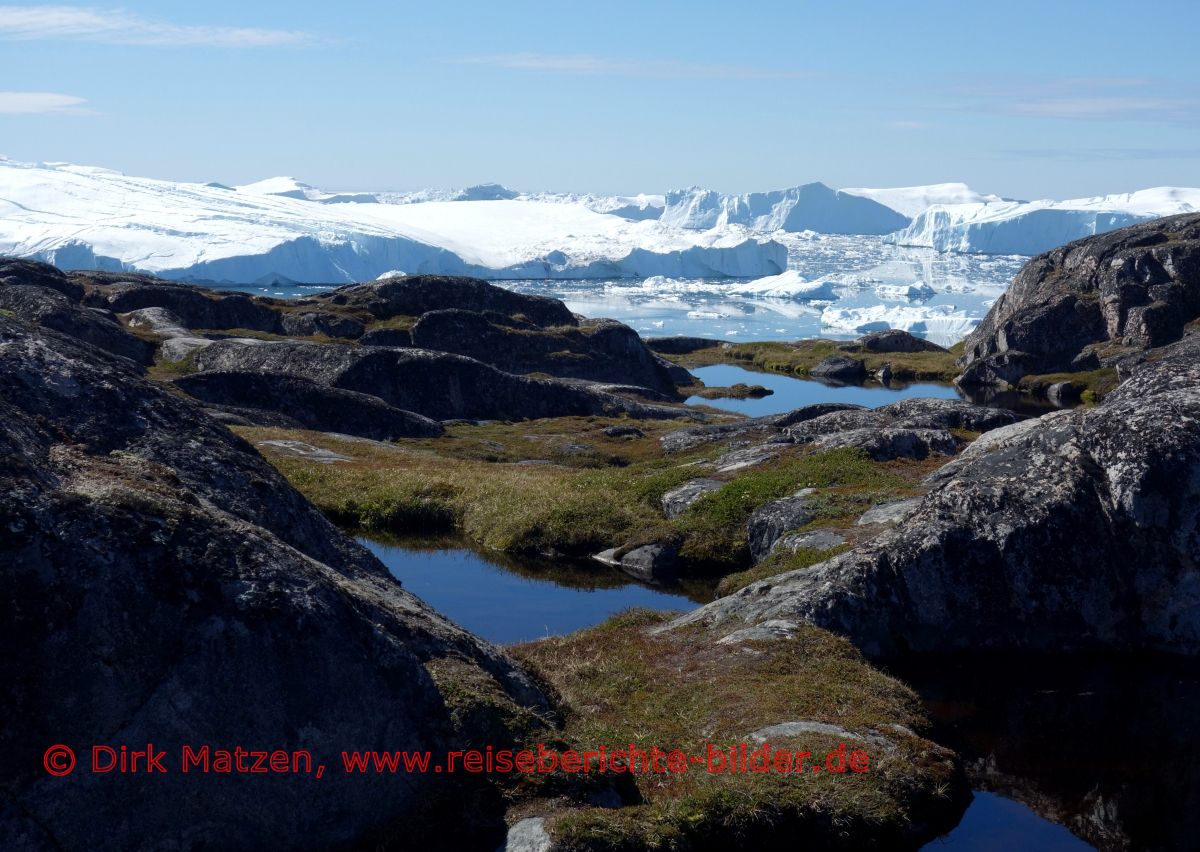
[
  {"xmin": 361, "ymin": 537, "xmax": 702, "ymax": 645},
  {"xmin": 685, "ymin": 363, "xmax": 962, "ymax": 416}
]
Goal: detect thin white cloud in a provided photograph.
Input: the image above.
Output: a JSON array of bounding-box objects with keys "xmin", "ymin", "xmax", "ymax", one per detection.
[
  {"xmin": 942, "ymin": 76, "xmax": 1198, "ymax": 124},
  {"xmin": 1009, "ymin": 97, "xmax": 1196, "ymax": 121},
  {"xmin": 451, "ymin": 53, "xmax": 814, "ymax": 80},
  {"xmin": 885, "ymin": 120, "xmax": 928, "ymax": 130},
  {"xmin": 0, "ymin": 91, "xmax": 90, "ymax": 114},
  {"xmin": 0, "ymin": 5, "xmax": 315, "ymax": 47}
]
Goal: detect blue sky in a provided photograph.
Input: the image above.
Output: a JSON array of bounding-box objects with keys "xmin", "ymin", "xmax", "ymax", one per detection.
[{"xmin": 1, "ymin": 1, "xmax": 1198, "ymax": 198}]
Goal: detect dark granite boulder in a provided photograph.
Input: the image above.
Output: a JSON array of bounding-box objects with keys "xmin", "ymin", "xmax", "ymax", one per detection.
[
  {"xmin": 0, "ymin": 316, "xmax": 551, "ymax": 851},
  {"xmin": 957, "ymin": 213, "xmax": 1200, "ymax": 387},
  {"xmin": 189, "ymin": 338, "xmax": 691, "ymax": 422},
  {"xmin": 809, "ymin": 355, "xmax": 868, "ymax": 382},
  {"xmin": 0, "ymin": 283, "xmax": 153, "ymax": 365}
]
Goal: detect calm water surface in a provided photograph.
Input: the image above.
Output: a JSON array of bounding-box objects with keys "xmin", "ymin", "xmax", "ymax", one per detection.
[
  {"xmin": 361, "ymin": 537, "xmax": 702, "ymax": 645},
  {"xmin": 686, "ymin": 363, "xmax": 962, "ymax": 416}
]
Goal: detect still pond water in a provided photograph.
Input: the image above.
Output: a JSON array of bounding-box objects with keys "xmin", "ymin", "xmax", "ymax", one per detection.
[{"xmin": 364, "ymin": 368, "xmax": 1190, "ymax": 851}]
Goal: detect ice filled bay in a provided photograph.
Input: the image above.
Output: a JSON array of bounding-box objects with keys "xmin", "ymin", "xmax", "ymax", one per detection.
[{"xmin": 230, "ymin": 233, "xmax": 1027, "ymax": 347}]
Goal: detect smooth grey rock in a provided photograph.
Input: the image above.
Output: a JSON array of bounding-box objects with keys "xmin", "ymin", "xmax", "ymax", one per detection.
[
  {"xmin": 777, "ymin": 529, "xmax": 846, "ymax": 552},
  {"xmin": 810, "ymin": 427, "xmax": 957, "ymax": 461},
  {"xmin": 748, "ymin": 489, "xmax": 817, "ymax": 562},
  {"xmin": 501, "ymin": 817, "xmax": 552, "ymax": 852},
  {"xmin": 716, "ymin": 619, "xmax": 800, "ymax": 645},
  {"xmin": 711, "ymin": 442, "xmax": 784, "ymax": 472},
  {"xmin": 661, "ymin": 478, "xmax": 724, "ymax": 519},
  {"xmin": 810, "ymin": 355, "xmax": 868, "ymax": 382},
  {"xmin": 158, "ymin": 335, "xmax": 213, "ymax": 362},
  {"xmin": 121, "ymin": 306, "xmax": 189, "ymax": 337},
  {"xmin": 618, "ymin": 543, "xmax": 678, "ymax": 584},
  {"xmin": 856, "ymin": 498, "xmax": 924, "ymax": 526},
  {"xmin": 256, "ymin": 439, "xmax": 353, "ymax": 464}
]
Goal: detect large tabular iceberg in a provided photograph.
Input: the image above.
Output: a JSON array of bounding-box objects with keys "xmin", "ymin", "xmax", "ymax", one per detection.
[
  {"xmin": 0, "ymin": 159, "xmax": 784, "ymax": 283},
  {"xmin": 886, "ymin": 187, "xmax": 1200, "ymax": 255},
  {"xmin": 661, "ymin": 182, "xmax": 911, "ymax": 234}
]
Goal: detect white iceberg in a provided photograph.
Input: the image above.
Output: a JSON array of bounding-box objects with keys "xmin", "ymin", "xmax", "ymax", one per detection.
[
  {"xmin": 886, "ymin": 187, "xmax": 1200, "ymax": 255},
  {"xmin": 820, "ymin": 304, "xmax": 980, "ymax": 342},
  {"xmin": 839, "ymin": 183, "xmax": 1008, "ymax": 218},
  {"xmin": 0, "ymin": 158, "xmax": 786, "ymax": 283},
  {"xmin": 875, "ymin": 282, "xmax": 936, "ymax": 300},
  {"xmin": 727, "ymin": 270, "xmax": 839, "ymax": 300},
  {"xmin": 661, "ymin": 183, "xmax": 910, "ymax": 234}
]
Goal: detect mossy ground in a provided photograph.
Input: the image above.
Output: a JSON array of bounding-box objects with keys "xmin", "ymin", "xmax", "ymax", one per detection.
[
  {"xmin": 508, "ymin": 610, "xmax": 966, "ymax": 850},
  {"xmin": 1017, "ymin": 367, "xmax": 1119, "ymax": 403},
  {"xmin": 240, "ymin": 418, "xmax": 938, "ymax": 580}
]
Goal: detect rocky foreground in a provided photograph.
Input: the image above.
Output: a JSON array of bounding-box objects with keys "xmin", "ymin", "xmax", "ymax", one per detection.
[{"xmin": 2, "ymin": 212, "xmax": 1199, "ymax": 852}]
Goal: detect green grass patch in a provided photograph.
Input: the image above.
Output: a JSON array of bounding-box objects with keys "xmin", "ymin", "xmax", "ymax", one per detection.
[
  {"xmin": 1017, "ymin": 367, "xmax": 1119, "ymax": 403},
  {"xmin": 511, "ymin": 610, "xmax": 966, "ymax": 850},
  {"xmin": 673, "ymin": 448, "xmax": 907, "ymax": 569}
]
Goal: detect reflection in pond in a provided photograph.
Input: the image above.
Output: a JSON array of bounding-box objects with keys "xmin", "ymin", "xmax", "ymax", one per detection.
[
  {"xmin": 928, "ymin": 791, "xmax": 1093, "ymax": 851},
  {"xmin": 360, "ymin": 535, "xmax": 708, "ymax": 645},
  {"xmin": 686, "ymin": 363, "xmax": 962, "ymax": 417},
  {"xmin": 892, "ymin": 654, "xmax": 1200, "ymax": 851}
]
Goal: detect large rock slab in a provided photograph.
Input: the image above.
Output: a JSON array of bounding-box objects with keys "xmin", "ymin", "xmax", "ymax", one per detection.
[
  {"xmin": 81, "ymin": 274, "xmax": 282, "ymax": 332},
  {"xmin": 174, "ymin": 370, "xmax": 445, "ymax": 440},
  {"xmin": 747, "ymin": 489, "xmax": 817, "ymax": 562},
  {"xmin": 409, "ymin": 309, "xmax": 678, "ymax": 393},
  {"xmin": 190, "ymin": 338, "xmax": 692, "ymax": 422},
  {"xmin": 672, "ymin": 332, "xmax": 1200, "ymax": 657},
  {"xmin": 0, "ymin": 317, "xmax": 550, "ymax": 850},
  {"xmin": 0, "ymin": 283, "xmax": 153, "ymax": 365}
]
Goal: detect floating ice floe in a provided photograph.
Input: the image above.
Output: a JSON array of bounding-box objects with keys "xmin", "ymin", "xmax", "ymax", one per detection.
[
  {"xmin": 874, "ymin": 282, "xmax": 936, "ymax": 300},
  {"xmin": 727, "ymin": 270, "xmax": 839, "ymax": 300}
]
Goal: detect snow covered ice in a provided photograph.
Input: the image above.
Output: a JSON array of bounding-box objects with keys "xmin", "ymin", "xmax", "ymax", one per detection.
[{"xmin": 0, "ymin": 158, "xmax": 784, "ymax": 283}]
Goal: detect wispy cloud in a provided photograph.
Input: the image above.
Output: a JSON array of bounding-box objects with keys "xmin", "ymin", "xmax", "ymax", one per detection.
[
  {"xmin": 885, "ymin": 119, "xmax": 928, "ymax": 130},
  {"xmin": 946, "ymin": 76, "xmax": 1198, "ymax": 124},
  {"xmin": 0, "ymin": 91, "xmax": 90, "ymax": 114},
  {"xmin": 0, "ymin": 5, "xmax": 316, "ymax": 47},
  {"xmin": 991, "ymin": 146, "xmax": 1200, "ymax": 161},
  {"xmin": 450, "ymin": 53, "xmax": 814, "ymax": 80}
]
